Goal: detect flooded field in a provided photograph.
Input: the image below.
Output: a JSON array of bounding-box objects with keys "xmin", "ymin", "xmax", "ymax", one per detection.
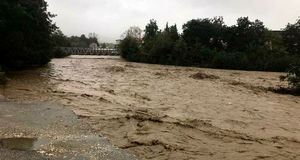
[{"xmin": 1, "ymin": 56, "xmax": 300, "ymax": 160}]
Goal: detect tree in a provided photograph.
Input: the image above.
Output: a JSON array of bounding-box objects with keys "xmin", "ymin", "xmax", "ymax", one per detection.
[
  {"xmin": 164, "ymin": 23, "xmax": 170, "ymax": 33},
  {"xmin": 226, "ymin": 17, "xmax": 268, "ymax": 52},
  {"xmin": 0, "ymin": 0, "xmax": 56, "ymax": 69},
  {"xmin": 51, "ymin": 29, "xmax": 71, "ymax": 58},
  {"xmin": 182, "ymin": 17, "xmax": 226, "ymax": 50},
  {"xmin": 89, "ymin": 32, "xmax": 98, "ymax": 39},
  {"xmin": 144, "ymin": 19, "xmax": 159, "ymax": 41},
  {"xmin": 66, "ymin": 34, "xmax": 99, "ymax": 48},
  {"xmin": 120, "ymin": 18, "xmax": 299, "ymax": 73},
  {"xmin": 173, "ymin": 38, "xmax": 189, "ymax": 65},
  {"xmin": 88, "ymin": 32, "xmax": 99, "ymax": 46},
  {"xmin": 148, "ymin": 32, "xmax": 174, "ymax": 64},
  {"xmin": 101, "ymin": 43, "xmax": 107, "ymax": 48},
  {"xmin": 282, "ymin": 19, "xmax": 300, "ymax": 56},
  {"xmin": 120, "ymin": 36, "xmax": 141, "ymax": 62},
  {"xmin": 122, "ymin": 26, "xmax": 142, "ymax": 39},
  {"xmin": 141, "ymin": 23, "xmax": 179, "ymax": 64},
  {"xmin": 52, "ymin": 29, "xmax": 70, "ymax": 47},
  {"xmin": 169, "ymin": 24, "xmax": 179, "ymax": 41}
]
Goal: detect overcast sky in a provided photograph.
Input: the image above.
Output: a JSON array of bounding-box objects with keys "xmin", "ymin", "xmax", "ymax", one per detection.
[{"xmin": 47, "ymin": 0, "xmax": 300, "ymax": 43}]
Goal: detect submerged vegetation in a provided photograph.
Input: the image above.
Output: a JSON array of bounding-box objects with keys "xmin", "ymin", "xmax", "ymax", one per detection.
[{"xmin": 280, "ymin": 65, "xmax": 300, "ymax": 92}]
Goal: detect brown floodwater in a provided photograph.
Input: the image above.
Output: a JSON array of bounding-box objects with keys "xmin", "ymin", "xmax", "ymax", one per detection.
[
  {"xmin": 1, "ymin": 55, "xmax": 300, "ymax": 160},
  {"xmin": 0, "ymin": 138, "xmax": 48, "ymax": 151}
]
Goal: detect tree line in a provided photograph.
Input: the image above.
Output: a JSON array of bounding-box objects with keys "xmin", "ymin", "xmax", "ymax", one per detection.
[
  {"xmin": 52, "ymin": 31, "xmax": 99, "ymax": 48},
  {"xmin": 121, "ymin": 17, "xmax": 300, "ymax": 72},
  {"xmin": 0, "ymin": 0, "xmax": 56, "ymax": 70},
  {"xmin": 51, "ymin": 30, "xmax": 100, "ymax": 58},
  {"xmin": 0, "ymin": 0, "xmax": 102, "ymax": 69},
  {"xmin": 120, "ymin": 17, "xmax": 300, "ymax": 91}
]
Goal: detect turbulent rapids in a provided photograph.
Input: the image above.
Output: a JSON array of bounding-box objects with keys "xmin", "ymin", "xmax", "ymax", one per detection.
[{"xmin": 1, "ymin": 56, "xmax": 300, "ymax": 160}]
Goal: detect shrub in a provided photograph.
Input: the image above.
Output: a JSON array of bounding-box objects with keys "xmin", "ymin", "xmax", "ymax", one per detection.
[{"xmin": 280, "ymin": 65, "xmax": 300, "ymax": 90}]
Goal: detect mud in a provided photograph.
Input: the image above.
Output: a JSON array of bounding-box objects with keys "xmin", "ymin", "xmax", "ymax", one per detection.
[{"xmin": 1, "ymin": 55, "xmax": 300, "ymax": 160}]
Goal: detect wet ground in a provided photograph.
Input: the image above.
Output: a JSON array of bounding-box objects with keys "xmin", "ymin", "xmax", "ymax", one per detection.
[
  {"xmin": 0, "ymin": 101, "xmax": 139, "ymax": 160},
  {"xmin": 1, "ymin": 56, "xmax": 300, "ymax": 160}
]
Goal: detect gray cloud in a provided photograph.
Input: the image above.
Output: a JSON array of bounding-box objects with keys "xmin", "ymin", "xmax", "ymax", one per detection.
[{"xmin": 47, "ymin": 0, "xmax": 300, "ymax": 43}]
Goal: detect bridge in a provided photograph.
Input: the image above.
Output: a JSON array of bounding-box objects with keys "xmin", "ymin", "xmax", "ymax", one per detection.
[{"xmin": 61, "ymin": 47, "xmax": 120, "ymax": 56}]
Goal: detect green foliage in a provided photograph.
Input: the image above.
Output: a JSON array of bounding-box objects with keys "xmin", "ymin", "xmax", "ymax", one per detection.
[
  {"xmin": 145, "ymin": 24, "xmax": 180, "ymax": 64},
  {"xmin": 51, "ymin": 29, "xmax": 71, "ymax": 58},
  {"xmin": 149, "ymin": 32, "xmax": 174, "ymax": 64},
  {"xmin": 68, "ymin": 34, "xmax": 99, "ymax": 48},
  {"xmin": 226, "ymin": 17, "xmax": 268, "ymax": 52},
  {"xmin": 101, "ymin": 43, "xmax": 107, "ymax": 48},
  {"xmin": 144, "ymin": 19, "xmax": 159, "ymax": 42},
  {"xmin": 0, "ymin": 0, "xmax": 56, "ymax": 69},
  {"xmin": 52, "ymin": 29, "xmax": 71, "ymax": 47},
  {"xmin": 280, "ymin": 65, "xmax": 300, "ymax": 90},
  {"xmin": 120, "ymin": 18, "xmax": 300, "ymax": 73},
  {"xmin": 119, "ymin": 36, "xmax": 141, "ymax": 62},
  {"xmin": 173, "ymin": 38, "xmax": 189, "ymax": 65},
  {"xmin": 183, "ymin": 17, "xmax": 225, "ymax": 50},
  {"xmin": 282, "ymin": 19, "xmax": 300, "ymax": 56},
  {"xmin": 52, "ymin": 47, "xmax": 70, "ymax": 58}
]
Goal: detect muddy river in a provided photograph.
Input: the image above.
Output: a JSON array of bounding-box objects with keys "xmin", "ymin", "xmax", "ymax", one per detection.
[{"xmin": 1, "ymin": 56, "xmax": 300, "ymax": 160}]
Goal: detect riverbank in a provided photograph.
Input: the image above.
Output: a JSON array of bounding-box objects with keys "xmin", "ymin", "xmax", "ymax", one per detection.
[
  {"xmin": 2, "ymin": 56, "xmax": 300, "ymax": 160},
  {"xmin": 0, "ymin": 72, "xmax": 8, "ymax": 85},
  {"xmin": 0, "ymin": 100, "xmax": 139, "ymax": 160}
]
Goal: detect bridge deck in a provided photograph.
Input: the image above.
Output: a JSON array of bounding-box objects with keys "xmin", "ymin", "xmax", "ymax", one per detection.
[{"xmin": 61, "ymin": 47, "xmax": 120, "ymax": 56}]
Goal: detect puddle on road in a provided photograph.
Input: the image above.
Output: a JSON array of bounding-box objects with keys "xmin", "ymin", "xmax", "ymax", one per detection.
[{"xmin": 0, "ymin": 137, "xmax": 49, "ymax": 151}]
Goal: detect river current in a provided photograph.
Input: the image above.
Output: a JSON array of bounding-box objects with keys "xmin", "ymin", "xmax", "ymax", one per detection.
[{"xmin": 1, "ymin": 56, "xmax": 299, "ymax": 160}]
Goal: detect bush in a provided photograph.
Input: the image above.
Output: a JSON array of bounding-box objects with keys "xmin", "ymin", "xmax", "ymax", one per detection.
[{"xmin": 280, "ymin": 65, "xmax": 300, "ymax": 90}]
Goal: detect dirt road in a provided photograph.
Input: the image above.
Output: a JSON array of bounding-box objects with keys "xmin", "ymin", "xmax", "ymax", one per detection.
[{"xmin": 1, "ymin": 56, "xmax": 299, "ymax": 159}]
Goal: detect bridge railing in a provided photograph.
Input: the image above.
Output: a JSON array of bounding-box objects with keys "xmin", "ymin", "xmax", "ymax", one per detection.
[{"xmin": 61, "ymin": 47, "xmax": 120, "ymax": 56}]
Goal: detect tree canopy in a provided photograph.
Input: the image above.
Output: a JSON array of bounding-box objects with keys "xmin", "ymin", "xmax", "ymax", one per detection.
[
  {"xmin": 120, "ymin": 17, "xmax": 300, "ymax": 72},
  {"xmin": 122, "ymin": 26, "xmax": 142, "ymax": 39},
  {"xmin": 0, "ymin": 0, "xmax": 56, "ymax": 69},
  {"xmin": 144, "ymin": 19, "xmax": 159, "ymax": 41},
  {"xmin": 282, "ymin": 19, "xmax": 300, "ymax": 56}
]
